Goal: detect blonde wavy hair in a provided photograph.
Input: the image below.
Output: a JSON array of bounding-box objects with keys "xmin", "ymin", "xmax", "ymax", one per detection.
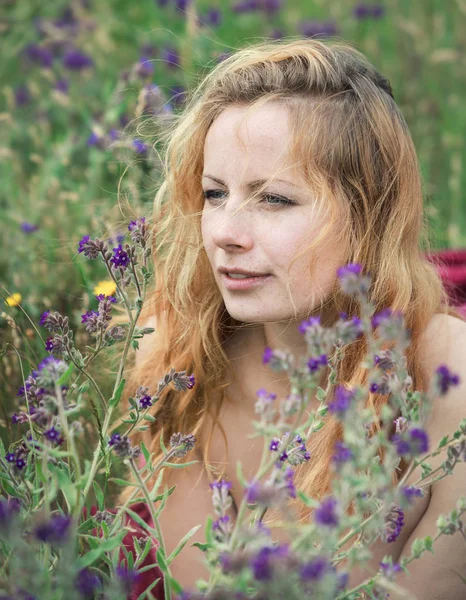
[{"xmin": 114, "ymin": 37, "xmax": 465, "ymax": 522}]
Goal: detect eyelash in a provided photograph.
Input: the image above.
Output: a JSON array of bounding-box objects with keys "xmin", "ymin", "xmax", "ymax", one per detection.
[{"xmin": 202, "ymin": 189, "xmax": 295, "ymax": 207}]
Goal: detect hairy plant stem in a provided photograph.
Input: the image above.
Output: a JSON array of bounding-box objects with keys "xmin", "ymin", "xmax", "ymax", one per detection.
[
  {"xmin": 129, "ymin": 458, "xmax": 172, "ymax": 600},
  {"xmin": 80, "ymin": 270, "xmax": 147, "ymax": 508},
  {"xmin": 54, "ymin": 382, "xmax": 82, "ymax": 518}
]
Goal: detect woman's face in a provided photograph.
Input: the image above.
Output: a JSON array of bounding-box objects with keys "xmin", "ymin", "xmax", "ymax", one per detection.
[{"xmin": 201, "ymin": 103, "xmax": 347, "ymax": 327}]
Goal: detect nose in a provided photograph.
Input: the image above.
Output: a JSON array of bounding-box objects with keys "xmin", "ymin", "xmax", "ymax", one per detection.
[{"xmin": 209, "ymin": 197, "xmax": 255, "ymax": 250}]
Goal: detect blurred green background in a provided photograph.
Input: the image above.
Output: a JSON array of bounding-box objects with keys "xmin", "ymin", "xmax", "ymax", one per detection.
[{"xmin": 1, "ymin": 0, "xmax": 466, "ymax": 443}]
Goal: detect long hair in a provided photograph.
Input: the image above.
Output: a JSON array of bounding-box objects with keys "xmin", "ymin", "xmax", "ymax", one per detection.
[{"xmin": 114, "ymin": 37, "xmax": 465, "ymax": 523}]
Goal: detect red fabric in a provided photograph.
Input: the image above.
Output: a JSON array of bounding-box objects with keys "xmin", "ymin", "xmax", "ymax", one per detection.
[
  {"xmin": 424, "ymin": 249, "xmax": 466, "ymax": 317},
  {"xmin": 84, "ymin": 503, "xmax": 165, "ymax": 600}
]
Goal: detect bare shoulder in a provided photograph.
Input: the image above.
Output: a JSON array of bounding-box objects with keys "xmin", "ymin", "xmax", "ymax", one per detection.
[
  {"xmin": 416, "ymin": 312, "xmax": 466, "ymax": 380},
  {"xmin": 135, "ymin": 314, "xmax": 157, "ymax": 368}
]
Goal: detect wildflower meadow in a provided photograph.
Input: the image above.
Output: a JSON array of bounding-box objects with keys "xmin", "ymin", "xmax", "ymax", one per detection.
[{"xmin": 1, "ymin": 1, "xmax": 466, "ymax": 599}]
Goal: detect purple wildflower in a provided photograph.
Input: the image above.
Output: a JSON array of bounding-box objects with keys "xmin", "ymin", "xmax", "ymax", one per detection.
[
  {"xmin": 139, "ymin": 395, "xmax": 152, "ymax": 409},
  {"xmin": 110, "ymin": 244, "xmax": 130, "ymax": 269},
  {"xmin": 400, "ymin": 485, "xmax": 424, "ymax": 505},
  {"xmin": 132, "ymin": 139, "xmax": 148, "ymax": 154},
  {"xmin": 392, "ymin": 427, "xmax": 429, "ymax": 457},
  {"xmin": 353, "ymin": 3, "xmax": 386, "ymax": 19},
  {"xmin": 62, "ymin": 49, "xmax": 93, "ymax": 70},
  {"xmin": 75, "ymin": 568, "xmax": 102, "ymax": 596},
  {"xmin": 108, "ymin": 433, "xmax": 121, "ymax": 446},
  {"xmin": 337, "ymin": 262, "xmax": 371, "ymax": 296},
  {"xmin": 299, "ymin": 20, "xmax": 339, "ymax": 38},
  {"xmin": 249, "ymin": 544, "xmax": 290, "ymax": 581},
  {"xmin": 55, "ymin": 79, "xmax": 69, "ymax": 94},
  {"xmin": 136, "ymin": 55, "xmax": 154, "ymax": 78},
  {"xmin": 380, "ymin": 560, "xmax": 402, "ymax": 581},
  {"xmin": 307, "ymin": 353, "xmax": 328, "ymax": 373},
  {"xmin": 24, "ymin": 44, "xmax": 53, "ymax": 68},
  {"xmin": 314, "ymin": 496, "xmax": 339, "ymax": 527},
  {"xmin": 45, "ymin": 337, "xmax": 55, "ymax": 352},
  {"xmin": 262, "ymin": 347, "xmax": 274, "ymax": 364},
  {"xmin": 382, "ymin": 506, "xmax": 404, "ymax": 543},
  {"xmin": 15, "ymin": 85, "xmax": 31, "ymax": 106},
  {"xmin": 44, "ymin": 426, "xmax": 64, "ymax": 445},
  {"xmin": 198, "ymin": 8, "xmax": 222, "ymax": 27},
  {"xmin": 115, "ymin": 566, "xmax": 141, "ymax": 595},
  {"xmin": 328, "ymin": 385, "xmax": 354, "ymax": 416},
  {"xmin": 298, "ymin": 315, "xmax": 321, "ymax": 334},
  {"xmin": 39, "ymin": 310, "xmax": 50, "ymax": 326},
  {"xmin": 34, "ymin": 514, "xmax": 72, "ymax": 544},
  {"xmin": 435, "ymin": 364, "xmax": 460, "ymax": 396},
  {"xmin": 20, "ymin": 222, "xmax": 38, "ymax": 233},
  {"xmin": 169, "ymin": 433, "xmax": 196, "ymax": 457},
  {"xmin": 299, "ymin": 555, "xmax": 330, "ymax": 581},
  {"xmin": 332, "ymin": 441, "xmax": 353, "ymax": 465},
  {"xmin": 6, "ymin": 452, "xmax": 16, "ymax": 463},
  {"xmin": 232, "ymin": 0, "xmax": 260, "ymax": 13},
  {"xmin": 162, "ymin": 46, "xmax": 180, "ymax": 69},
  {"xmin": 269, "ymin": 439, "xmax": 280, "ymax": 452}
]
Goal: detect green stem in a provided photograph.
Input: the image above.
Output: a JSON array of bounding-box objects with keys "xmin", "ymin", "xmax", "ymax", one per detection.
[{"xmin": 129, "ymin": 459, "xmax": 172, "ymax": 600}]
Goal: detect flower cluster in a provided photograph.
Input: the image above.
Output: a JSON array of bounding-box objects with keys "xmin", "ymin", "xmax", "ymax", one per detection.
[
  {"xmin": 169, "ymin": 432, "xmax": 196, "ymax": 458},
  {"xmin": 269, "ymin": 432, "xmax": 311, "ymax": 466},
  {"xmin": 246, "ymin": 465, "xmax": 296, "ymax": 508},
  {"xmin": 209, "ymin": 480, "xmax": 234, "ymax": 542},
  {"xmin": 108, "ymin": 433, "xmax": 141, "ymax": 460}
]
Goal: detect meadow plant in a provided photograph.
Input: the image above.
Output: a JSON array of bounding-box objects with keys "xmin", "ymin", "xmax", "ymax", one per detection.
[{"xmin": 1, "ymin": 218, "xmax": 466, "ymax": 600}]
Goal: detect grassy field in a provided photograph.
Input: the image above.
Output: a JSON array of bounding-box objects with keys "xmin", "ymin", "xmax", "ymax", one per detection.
[{"xmin": 1, "ymin": 0, "xmax": 466, "ymax": 446}]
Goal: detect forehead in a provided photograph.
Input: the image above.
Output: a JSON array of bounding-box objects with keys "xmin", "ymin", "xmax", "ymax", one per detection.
[{"xmin": 203, "ymin": 103, "xmax": 292, "ymax": 167}]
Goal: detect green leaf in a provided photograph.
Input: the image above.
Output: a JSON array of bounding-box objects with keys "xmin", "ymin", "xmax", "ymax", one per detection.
[
  {"xmin": 143, "ymin": 414, "xmax": 156, "ymax": 422},
  {"xmin": 152, "ymin": 484, "xmax": 176, "ymax": 503},
  {"xmin": 93, "ymin": 481, "xmax": 105, "ymax": 511},
  {"xmin": 297, "ymin": 490, "xmax": 319, "ymax": 508},
  {"xmin": 156, "ymin": 547, "xmax": 168, "ymax": 574},
  {"xmin": 424, "ymin": 535, "xmax": 433, "ymax": 552},
  {"xmin": 438, "ymin": 435, "xmax": 449, "ymax": 448},
  {"xmin": 316, "ymin": 386, "xmax": 327, "ymax": 402},
  {"xmin": 159, "ymin": 428, "xmax": 168, "ymax": 455},
  {"xmin": 162, "ymin": 460, "xmax": 199, "ymax": 469},
  {"xmin": 136, "ymin": 578, "xmax": 161, "ymax": 600},
  {"xmin": 204, "ymin": 515, "xmax": 213, "ymax": 545},
  {"xmin": 57, "ymin": 361, "xmax": 75, "ymax": 386},
  {"xmin": 140, "ymin": 441, "xmax": 151, "ymax": 464},
  {"xmin": 54, "ymin": 465, "xmax": 78, "ymax": 511},
  {"xmin": 131, "ymin": 340, "xmax": 140, "ymax": 351},
  {"xmin": 191, "ymin": 542, "xmax": 209, "ymax": 552},
  {"xmin": 167, "ymin": 524, "xmax": 201, "ymax": 564},
  {"xmin": 168, "ymin": 575, "xmax": 183, "ymax": 595},
  {"xmin": 236, "ymin": 461, "xmax": 246, "ymax": 487},
  {"xmin": 124, "ymin": 507, "xmax": 157, "ymax": 538},
  {"xmin": 75, "ymin": 534, "xmax": 125, "ymax": 569},
  {"xmin": 78, "ymin": 517, "xmax": 97, "ymax": 534},
  {"xmin": 109, "ymin": 378, "xmax": 126, "ymax": 408},
  {"xmin": 109, "ymin": 478, "xmax": 139, "ymax": 487}
]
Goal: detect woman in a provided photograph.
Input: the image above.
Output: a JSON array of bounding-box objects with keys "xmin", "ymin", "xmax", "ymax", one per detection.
[{"xmin": 115, "ymin": 38, "xmax": 466, "ymax": 599}]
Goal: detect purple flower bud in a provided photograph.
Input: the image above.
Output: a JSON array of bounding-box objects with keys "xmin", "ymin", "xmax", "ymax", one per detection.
[
  {"xmin": 55, "ymin": 79, "xmax": 69, "ymax": 94},
  {"xmin": 110, "ymin": 244, "xmax": 130, "ymax": 269},
  {"xmin": 435, "ymin": 364, "xmax": 460, "ymax": 396},
  {"xmin": 299, "ymin": 20, "xmax": 339, "ymax": 38},
  {"xmin": 75, "ymin": 568, "xmax": 102, "ymax": 596},
  {"xmin": 382, "ymin": 505, "xmax": 404, "ymax": 543},
  {"xmin": 15, "ymin": 85, "xmax": 31, "ymax": 106},
  {"xmin": 314, "ymin": 496, "xmax": 339, "ymax": 527},
  {"xmin": 332, "ymin": 441, "xmax": 353, "ymax": 465},
  {"xmin": 115, "ymin": 566, "xmax": 141, "ymax": 595},
  {"xmin": 34, "ymin": 514, "xmax": 72, "ymax": 544},
  {"xmin": 336, "ymin": 262, "xmax": 371, "ymax": 296},
  {"xmin": 132, "ymin": 139, "xmax": 148, "ymax": 154},
  {"xmin": 299, "ymin": 555, "xmax": 330, "ymax": 581},
  {"xmin": 24, "ymin": 44, "xmax": 53, "ymax": 68},
  {"xmin": 39, "ymin": 310, "xmax": 50, "ymax": 326},
  {"xmin": 20, "ymin": 221, "xmax": 38, "ymax": 233},
  {"xmin": 63, "ymin": 49, "xmax": 94, "ymax": 70},
  {"xmin": 328, "ymin": 385, "xmax": 354, "ymax": 416},
  {"xmin": 249, "ymin": 544, "xmax": 289, "ymax": 581}
]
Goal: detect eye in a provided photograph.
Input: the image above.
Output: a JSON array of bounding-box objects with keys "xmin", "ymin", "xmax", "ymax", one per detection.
[{"xmin": 202, "ymin": 189, "xmax": 295, "ymax": 207}]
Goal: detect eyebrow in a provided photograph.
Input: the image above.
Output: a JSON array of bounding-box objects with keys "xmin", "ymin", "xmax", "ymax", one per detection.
[{"xmin": 202, "ymin": 174, "xmax": 296, "ymax": 189}]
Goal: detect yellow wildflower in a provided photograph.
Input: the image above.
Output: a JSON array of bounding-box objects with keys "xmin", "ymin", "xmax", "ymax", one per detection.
[
  {"xmin": 93, "ymin": 280, "xmax": 117, "ymax": 297},
  {"xmin": 5, "ymin": 293, "xmax": 22, "ymax": 307}
]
